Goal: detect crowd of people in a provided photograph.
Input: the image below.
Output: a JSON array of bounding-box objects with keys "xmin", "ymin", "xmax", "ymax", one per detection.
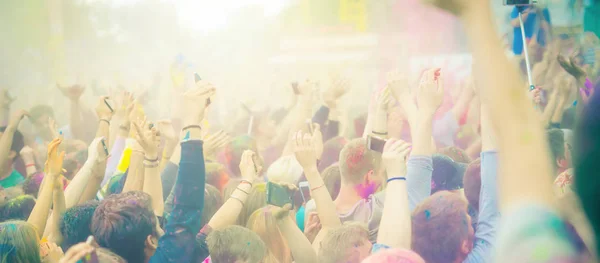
[{"xmin": 1, "ymin": 0, "xmax": 600, "ymax": 262}]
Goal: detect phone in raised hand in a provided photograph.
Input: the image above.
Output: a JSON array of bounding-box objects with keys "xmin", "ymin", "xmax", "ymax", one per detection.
[
  {"xmin": 367, "ymin": 135, "xmax": 386, "ymax": 153},
  {"xmin": 298, "ymin": 181, "xmax": 311, "ymax": 204},
  {"xmin": 266, "ymin": 182, "xmax": 293, "ymax": 208}
]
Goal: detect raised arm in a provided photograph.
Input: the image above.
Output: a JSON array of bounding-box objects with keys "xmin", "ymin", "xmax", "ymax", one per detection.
[
  {"xmin": 44, "ymin": 178, "xmax": 66, "ymax": 245},
  {"xmin": 377, "ymin": 139, "xmax": 413, "ymax": 249},
  {"xmin": 63, "ymin": 138, "xmax": 105, "ymax": 208},
  {"xmin": 0, "ymin": 110, "xmax": 27, "ymax": 171},
  {"xmin": 132, "ymin": 118, "xmax": 163, "ymax": 216},
  {"xmin": 274, "ymin": 204, "xmax": 318, "ymax": 263},
  {"xmin": 28, "ymin": 138, "xmax": 64, "ymax": 237},
  {"xmin": 57, "ymin": 84, "xmax": 87, "ymax": 141}
]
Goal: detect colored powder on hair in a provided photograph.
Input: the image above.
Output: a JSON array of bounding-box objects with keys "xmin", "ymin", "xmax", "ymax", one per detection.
[{"xmin": 345, "ymin": 145, "xmax": 366, "ymax": 175}]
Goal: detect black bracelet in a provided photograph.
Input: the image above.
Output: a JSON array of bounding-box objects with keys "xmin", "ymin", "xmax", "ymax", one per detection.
[
  {"xmin": 386, "ymin": 177, "xmax": 406, "ymax": 183},
  {"xmin": 372, "ymin": 131, "xmax": 388, "ymax": 136},
  {"xmin": 236, "ymin": 187, "xmax": 250, "ymax": 195},
  {"xmin": 99, "ymin": 118, "xmax": 110, "ymax": 125},
  {"xmin": 182, "ymin": 125, "xmax": 202, "ymax": 132}
]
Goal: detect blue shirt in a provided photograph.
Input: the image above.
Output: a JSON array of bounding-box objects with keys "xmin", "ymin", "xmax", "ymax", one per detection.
[{"xmin": 511, "ymin": 7, "xmax": 552, "ymax": 55}]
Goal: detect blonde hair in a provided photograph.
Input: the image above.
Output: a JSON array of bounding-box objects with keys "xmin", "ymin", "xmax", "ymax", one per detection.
[
  {"xmin": 0, "ymin": 220, "xmax": 41, "ymax": 263},
  {"xmin": 318, "ymin": 222, "xmax": 370, "ymax": 263},
  {"xmin": 237, "ymin": 183, "xmax": 267, "ymax": 226},
  {"xmin": 207, "ymin": 225, "xmax": 267, "ymax": 263},
  {"xmin": 247, "ymin": 206, "xmax": 291, "ymax": 263},
  {"xmin": 266, "ymin": 155, "xmax": 303, "ymax": 185}
]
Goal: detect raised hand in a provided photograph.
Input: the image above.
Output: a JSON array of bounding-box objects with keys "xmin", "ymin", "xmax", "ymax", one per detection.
[
  {"xmin": 557, "ymin": 53, "xmax": 586, "ymax": 81},
  {"xmin": 133, "ymin": 119, "xmax": 160, "ymax": 157},
  {"xmin": 239, "ymin": 150, "xmax": 261, "ymax": 182},
  {"xmin": 310, "ymin": 123, "xmax": 324, "ymax": 159},
  {"xmin": 293, "ymin": 131, "xmax": 317, "ymax": 169},
  {"xmin": 58, "ymin": 241, "xmax": 96, "ymax": 263},
  {"xmin": 57, "ymin": 84, "xmax": 85, "ymax": 102},
  {"xmin": 45, "ymin": 138, "xmax": 66, "ymax": 178},
  {"xmin": 203, "ymin": 130, "xmax": 231, "ymax": 158},
  {"xmin": 183, "ymin": 83, "xmax": 216, "ymax": 126},
  {"xmin": 8, "ymin": 109, "xmax": 29, "ymax": 129},
  {"xmin": 381, "ymin": 139, "xmax": 412, "ymax": 177},
  {"xmin": 529, "ymin": 87, "xmax": 542, "ymax": 105},
  {"xmin": 416, "ymin": 68, "xmax": 444, "ymax": 115},
  {"xmin": 95, "ymin": 96, "xmax": 114, "ymax": 120},
  {"xmin": 0, "ymin": 89, "xmax": 15, "ymax": 109},
  {"xmin": 303, "ymin": 212, "xmax": 321, "ymax": 243},
  {"xmin": 157, "ymin": 120, "xmax": 177, "ymax": 143},
  {"xmin": 323, "ymin": 76, "xmax": 349, "ymax": 108},
  {"xmin": 377, "ymin": 88, "xmax": 395, "ymax": 113},
  {"xmin": 387, "ymin": 70, "xmax": 411, "ymax": 102},
  {"xmin": 40, "ymin": 241, "xmax": 64, "ymax": 263}
]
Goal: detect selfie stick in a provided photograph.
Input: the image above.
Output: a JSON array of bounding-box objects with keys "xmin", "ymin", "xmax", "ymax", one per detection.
[
  {"xmin": 247, "ymin": 115, "xmax": 254, "ymax": 135},
  {"xmin": 518, "ymin": 8, "xmax": 535, "ymax": 91}
]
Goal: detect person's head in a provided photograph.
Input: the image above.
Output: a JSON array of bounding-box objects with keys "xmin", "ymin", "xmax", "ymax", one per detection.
[
  {"xmin": 201, "ymin": 185, "xmax": 223, "ymax": 226},
  {"xmin": 362, "ymin": 248, "xmax": 425, "ymax": 263},
  {"xmin": 318, "ymin": 136, "xmax": 348, "ymax": 172},
  {"xmin": 237, "ymin": 183, "xmax": 267, "ymax": 226},
  {"xmin": 318, "ymin": 222, "xmax": 372, "ymax": 263},
  {"xmin": 0, "ymin": 220, "xmax": 41, "ymax": 263},
  {"xmin": 247, "ymin": 206, "xmax": 291, "ymax": 263},
  {"xmin": 547, "ymin": 128, "xmax": 572, "ymax": 174},
  {"xmin": 205, "ymin": 163, "xmax": 230, "ymax": 192},
  {"xmin": 412, "ymin": 191, "xmax": 474, "ymax": 263},
  {"xmin": 206, "ymin": 225, "xmax": 268, "ymax": 263},
  {"xmin": 91, "ymin": 191, "xmax": 162, "ymax": 263},
  {"xmin": 438, "ymin": 146, "xmax": 472, "ymax": 164},
  {"xmin": 463, "ymin": 158, "xmax": 481, "ymax": 212},
  {"xmin": 338, "ymin": 138, "xmax": 377, "ymax": 193},
  {"xmin": 266, "ymin": 155, "xmax": 303, "ymax": 185},
  {"xmin": 223, "ymin": 135, "xmax": 259, "ymax": 177},
  {"xmin": 0, "ymin": 127, "xmax": 24, "ymax": 164},
  {"xmin": 29, "ymin": 104, "xmax": 55, "ymax": 134},
  {"xmin": 22, "ymin": 173, "xmax": 45, "ymax": 198},
  {"xmin": 0, "ymin": 195, "xmax": 36, "ymax": 221},
  {"xmin": 60, "ymin": 200, "xmax": 99, "ymax": 250},
  {"xmin": 431, "ymin": 154, "xmax": 467, "ymax": 194},
  {"xmin": 321, "ymin": 164, "xmax": 341, "ymax": 200}
]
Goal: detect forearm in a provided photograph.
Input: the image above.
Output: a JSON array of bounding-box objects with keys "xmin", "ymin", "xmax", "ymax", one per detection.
[
  {"xmin": 159, "ymin": 140, "xmax": 177, "ymax": 171},
  {"xmin": 372, "ymin": 108, "xmax": 388, "ymax": 138},
  {"xmin": 542, "ymin": 92, "xmax": 559, "ymax": 125},
  {"xmin": 96, "ymin": 120, "xmax": 110, "ymax": 145},
  {"xmin": 208, "ymin": 183, "xmax": 251, "ymax": 229},
  {"xmin": 0, "ymin": 126, "xmax": 16, "ymax": 167},
  {"xmin": 278, "ymin": 218, "xmax": 318, "ymax": 263},
  {"xmin": 45, "ymin": 185, "xmax": 66, "ymax": 244},
  {"xmin": 551, "ymin": 99, "xmax": 568, "ymax": 124},
  {"xmin": 79, "ymin": 170, "xmax": 103, "ymax": 205},
  {"xmin": 143, "ymin": 164, "xmax": 164, "ymax": 216},
  {"xmin": 63, "ymin": 161, "xmax": 95, "ymax": 208},
  {"xmin": 311, "ymin": 105, "xmax": 330, "ymax": 127},
  {"xmin": 122, "ymin": 152, "xmax": 144, "ymax": 192},
  {"xmin": 102, "ymin": 136, "xmax": 127, "ymax": 186},
  {"xmin": 28, "ymin": 176, "xmax": 55, "ymax": 237},
  {"xmin": 411, "ymin": 114, "xmax": 434, "ymax": 155},
  {"xmin": 70, "ymin": 100, "xmax": 85, "ymax": 140},
  {"xmin": 305, "ymin": 165, "xmax": 341, "ymax": 228},
  {"xmin": 377, "ymin": 180, "xmax": 411, "ymax": 249}
]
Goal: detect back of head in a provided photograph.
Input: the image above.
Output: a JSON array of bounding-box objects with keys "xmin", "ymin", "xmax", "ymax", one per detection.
[
  {"xmin": 22, "ymin": 173, "xmax": 45, "ymax": 198},
  {"xmin": 318, "ymin": 222, "xmax": 370, "ymax": 263},
  {"xmin": 205, "ymin": 163, "xmax": 230, "ymax": 192},
  {"xmin": 338, "ymin": 138, "xmax": 375, "ymax": 185},
  {"xmin": 0, "ymin": 127, "xmax": 24, "ymax": 161},
  {"xmin": 246, "ymin": 206, "xmax": 290, "ymax": 263},
  {"xmin": 91, "ymin": 191, "xmax": 157, "ymax": 263},
  {"xmin": 237, "ymin": 183, "xmax": 267, "ymax": 226},
  {"xmin": 0, "ymin": 220, "xmax": 41, "ymax": 263},
  {"xmin": 266, "ymin": 155, "xmax": 303, "ymax": 185},
  {"xmin": 463, "ymin": 158, "xmax": 482, "ymax": 211},
  {"xmin": 201, "ymin": 185, "xmax": 223, "ymax": 226},
  {"xmin": 362, "ymin": 248, "xmax": 425, "ymax": 263},
  {"xmin": 321, "ymin": 164, "xmax": 341, "ymax": 199},
  {"xmin": 431, "ymin": 154, "xmax": 466, "ymax": 194},
  {"xmin": 0, "ymin": 195, "xmax": 36, "ymax": 221},
  {"xmin": 411, "ymin": 191, "xmax": 471, "ymax": 263},
  {"xmin": 207, "ymin": 225, "xmax": 267, "ymax": 263},
  {"xmin": 438, "ymin": 146, "xmax": 472, "ymax": 163},
  {"xmin": 60, "ymin": 200, "xmax": 100, "ymax": 250},
  {"xmin": 574, "ymin": 89, "xmax": 600, "ymax": 256},
  {"xmin": 318, "ymin": 136, "xmax": 348, "ymax": 172},
  {"xmin": 29, "ymin": 104, "xmax": 54, "ymax": 123},
  {"xmin": 223, "ymin": 135, "xmax": 259, "ymax": 177}
]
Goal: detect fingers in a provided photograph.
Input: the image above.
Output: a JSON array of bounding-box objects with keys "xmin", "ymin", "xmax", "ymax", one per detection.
[
  {"xmin": 60, "ymin": 242, "xmax": 95, "ymax": 263},
  {"xmin": 383, "ymin": 138, "xmax": 397, "ymax": 152},
  {"xmin": 312, "ymin": 123, "xmax": 320, "ymax": 134}
]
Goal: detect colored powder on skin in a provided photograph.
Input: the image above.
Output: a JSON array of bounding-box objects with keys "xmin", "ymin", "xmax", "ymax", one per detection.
[
  {"xmin": 354, "ymin": 181, "xmax": 377, "ymax": 199},
  {"xmin": 424, "ymin": 210, "xmax": 431, "ymax": 221},
  {"xmin": 183, "ymin": 131, "xmax": 190, "ymax": 141}
]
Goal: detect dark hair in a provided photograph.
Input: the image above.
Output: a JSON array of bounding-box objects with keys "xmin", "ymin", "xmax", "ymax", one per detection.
[
  {"xmin": 0, "ymin": 195, "xmax": 36, "ymax": 221},
  {"xmin": 60, "ymin": 200, "xmax": 99, "ymax": 250},
  {"xmin": 462, "ymin": 159, "xmax": 482, "ymax": 212},
  {"xmin": 412, "ymin": 191, "xmax": 470, "ymax": 263},
  {"xmin": 431, "ymin": 154, "xmax": 466, "ymax": 193},
  {"xmin": 547, "ymin": 128, "xmax": 566, "ymax": 169},
  {"xmin": 91, "ymin": 191, "xmax": 157, "ymax": 263},
  {"xmin": 574, "ymin": 89, "xmax": 600, "ymax": 256},
  {"xmin": 201, "ymin": 185, "xmax": 223, "ymax": 226},
  {"xmin": 438, "ymin": 146, "xmax": 472, "ymax": 164},
  {"xmin": 0, "ymin": 127, "xmax": 24, "ymax": 160},
  {"xmin": 28, "ymin": 104, "xmax": 54, "ymax": 122}
]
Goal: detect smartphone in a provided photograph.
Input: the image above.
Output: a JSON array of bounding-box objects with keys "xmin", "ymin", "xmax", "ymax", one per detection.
[
  {"xmin": 291, "ymin": 82, "xmax": 299, "ymax": 95},
  {"xmin": 103, "ymin": 98, "xmax": 114, "ymax": 113},
  {"xmin": 100, "ymin": 138, "xmax": 109, "ymax": 156},
  {"xmin": 367, "ymin": 135, "xmax": 386, "ymax": 153},
  {"xmin": 306, "ymin": 119, "xmax": 313, "ymax": 135},
  {"xmin": 503, "ymin": 0, "xmax": 537, "ymax": 5},
  {"xmin": 266, "ymin": 182, "xmax": 293, "ymax": 208},
  {"xmin": 298, "ymin": 181, "xmax": 311, "ymax": 204}
]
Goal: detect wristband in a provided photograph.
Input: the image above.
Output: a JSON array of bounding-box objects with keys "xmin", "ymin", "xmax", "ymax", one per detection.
[
  {"xmin": 230, "ymin": 196, "xmax": 245, "ymax": 206},
  {"xmin": 372, "ymin": 131, "xmax": 388, "ymax": 136},
  {"xmin": 99, "ymin": 119, "xmax": 110, "ymax": 125},
  {"xmin": 25, "ymin": 163, "xmax": 36, "ymax": 168},
  {"xmin": 310, "ymin": 184, "xmax": 325, "ymax": 191},
  {"xmin": 387, "ymin": 177, "xmax": 406, "ymax": 183},
  {"xmin": 239, "ymin": 180, "xmax": 253, "ymax": 186},
  {"xmin": 236, "ymin": 187, "xmax": 250, "ymax": 195},
  {"xmin": 182, "ymin": 125, "xmax": 202, "ymax": 132}
]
